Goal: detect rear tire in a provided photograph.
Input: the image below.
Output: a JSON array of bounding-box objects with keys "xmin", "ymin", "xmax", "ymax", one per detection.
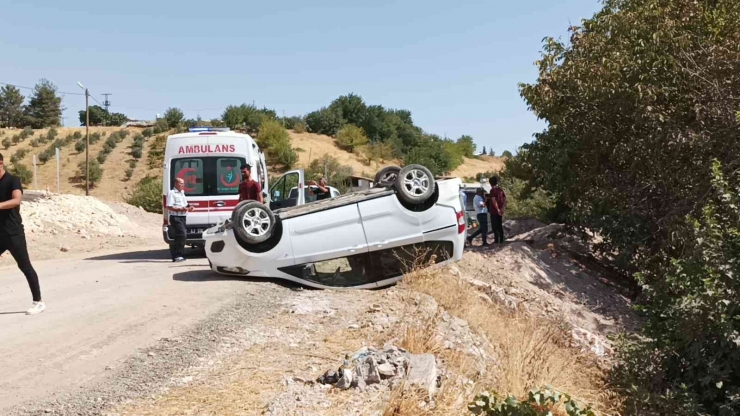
[
  {"xmin": 395, "ymin": 164, "xmax": 435, "ymax": 204},
  {"xmin": 374, "ymin": 166, "xmax": 401, "ymax": 188},
  {"xmin": 232, "ymin": 201, "xmax": 275, "ymax": 244}
]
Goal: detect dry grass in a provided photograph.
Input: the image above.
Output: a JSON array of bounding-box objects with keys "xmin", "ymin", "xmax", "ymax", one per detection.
[{"xmin": 379, "ymin": 251, "xmax": 619, "ymax": 415}]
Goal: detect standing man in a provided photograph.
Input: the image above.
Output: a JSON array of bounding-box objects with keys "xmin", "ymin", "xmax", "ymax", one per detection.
[
  {"xmin": 238, "ymin": 164, "xmax": 263, "ymax": 203},
  {"xmin": 0, "ymin": 153, "xmax": 44, "ymax": 315},
  {"xmin": 466, "ymin": 188, "xmax": 489, "ymax": 247},
  {"xmin": 489, "ymin": 176, "xmax": 507, "ymax": 244},
  {"xmin": 165, "ymin": 177, "xmax": 193, "ymax": 262},
  {"xmin": 308, "ymin": 177, "xmax": 331, "ymax": 200}
]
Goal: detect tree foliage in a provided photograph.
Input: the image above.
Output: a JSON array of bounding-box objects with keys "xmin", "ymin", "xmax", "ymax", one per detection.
[
  {"xmin": 221, "ymin": 104, "xmax": 276, "ymax": 134},
  {"xmin": 256, "ymin": 119, "xmax": 297, "ymax": 168},
  {"xmin": 613, "ymin": 161, "xmax": 740, "ymax": 415},
  {"xmin": 456, "ymin": 135, "xmax": 476, "ymax": 158},
  {"xmin": 306, "ymin": 154, "xmax": 353, "ymax": 194},
  {"xmin": 24, "ymin": 79, "xmax": 62, "ymax": 128},
  {"xmin": 515, "ymin": 0, "xmax": 740, "ymax": 413},
  {"xmin": 163, "ymin": 107, "xmax": 184, "ymax": 129},
  {"xmin": 125, "ymin": 175, "xmax": 163, "ymax": 213},
  {"xmin": 77, "ymin": 159, "xmax": 103, "ymax": 187},
  {"xmin": 335, "ymin": 124, "xmax": 368, "ymax": 151},
  {"xmin": 78, "ymin": 105, "xmax": 127, "ymax": 126},
  {"xmin": 0, "ymin": 85, "xmax": 25, "ymax": 128}
]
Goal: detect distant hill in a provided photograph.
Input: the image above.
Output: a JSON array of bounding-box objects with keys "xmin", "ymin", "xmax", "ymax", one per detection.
[{"xmin": 0, "ymin": 127, "xmax": 504, "ymax": 202}]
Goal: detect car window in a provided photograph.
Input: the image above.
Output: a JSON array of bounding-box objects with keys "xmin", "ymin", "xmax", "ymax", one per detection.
[
  {"xmin": 271, "ymin": 172, "xmax": 299, "ymax": 202},
  {"xmin": 173, "ymin": 158, "xmax": 204, "ymax": 195},
  {"xmin": 280, "ymin": 253, "xmax": 378, "ymax": 287},
  {"xmin": 215, "ymin": 157, "xmax": 242, "ymax": 194},
  {"xmin": 171, "ymin": 157, "xmax": 246, "ymax": 196}
]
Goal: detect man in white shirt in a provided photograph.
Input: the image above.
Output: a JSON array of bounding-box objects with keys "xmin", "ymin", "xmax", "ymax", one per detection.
[
  {"xmin": 165, "ymin": 178, "xmax": 193, "ymax": 262},
  {"xmin": 466, "ymin": 188, "xmax": 489, "ymax": 246}
]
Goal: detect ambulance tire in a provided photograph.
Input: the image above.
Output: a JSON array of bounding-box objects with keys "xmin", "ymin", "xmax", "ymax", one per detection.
[{"xmin": 232, "ymin": 201, "xmax": 276, "ymax": 244}]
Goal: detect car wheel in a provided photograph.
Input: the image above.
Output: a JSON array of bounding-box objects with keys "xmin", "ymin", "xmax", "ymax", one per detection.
[
  {"xmin": 395, "ymin": 164, "xmax": 435, "ymax": 204},
  {"xmin": 374, "ymin": 166, "xmax": 401, "ymax": 188},
  {"xmin": 232, "ymin": 201, "xmax": 275, "ymax": 244}
]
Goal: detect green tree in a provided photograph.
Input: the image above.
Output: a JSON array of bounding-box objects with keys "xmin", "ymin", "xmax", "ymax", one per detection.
[
  {"xmin": 456, "ymin": 135, "xmax": 476, "ymax": 158},
  {"xmin": 221, "ymin": 104, "xmax": 275, "ymax": 134},
  {"xmin": 613, "ymin": 161, "xmax": 740, "ymax": 415},
  {"xmin": 163, "ymin": 107, "xmax": 184, "ymax": 129},
  {"xmin": 489, "ymin": 148, "xmax": 495, "ymax": 156},
  {"xmin": 335, "ymin": 124, "xmax": 369, "ymax": 151},
  {"xmin": 0, "ymin": 85, "xmax": 25, "ymax": 127},
  {"xmin": 256, "ymin": 119, "xmax": 297, "ymax": 167},
  {"xmin": 328, "ymin": 93, "xmax": 367, "ymax": 126},
  {"xmin": 9, "ymin": 163, "xmax": 33, "ymax": 185},
  {"xmin": 78, "ymin": 159, "xmax": 103, "ymax": 187},
  {"xmin": 501, "ymin": 150, "xmax": 512, "ymax": 158},
  {"xmin": 305, "ymin": 106, "xmax": 345, "ymax": 136},
  {"xmin": 24, "ymin": 79, "xmax": 62, "ymax": 128},
  {"xmin": 2, "ymin": 138, "xmax": 11, "ymax": 149},
  {"xmin": 405, "ymin": 135, "xmax": 456, "ymax": 175},
  {"xmin": 481, "ymin": 145, "xmax": 486, "ymax": 155}
]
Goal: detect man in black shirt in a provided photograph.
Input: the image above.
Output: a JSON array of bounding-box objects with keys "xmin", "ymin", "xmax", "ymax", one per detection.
[
  {"xmin": 307, "ymin": 177, "xmax": 331, "ymax": 200},
  {"xmin": 0, "ymin": 153, "xmax": 44, "ymax": 315}
]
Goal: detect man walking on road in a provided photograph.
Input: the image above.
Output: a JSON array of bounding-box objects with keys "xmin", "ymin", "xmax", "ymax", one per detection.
[
  {"xmin": 489, "ymin": 176, "xmax": 507, "ymax": 244},
  {"xmin": 238, "ymin": 164, "xmax": 263, "ymax": 203},
  {"xmin": 466, "ymin": 188, "xmax": 489, "ymax": 246},
  {"xmin": 165, "ymin": 177, "xmax": 193, "ymax": 262},
  {"xmin": 0, "ymin": 153, "xmax": 44, "ymax": 315}
]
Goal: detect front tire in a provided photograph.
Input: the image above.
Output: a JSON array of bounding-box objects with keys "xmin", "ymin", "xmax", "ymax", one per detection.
[
  {"xmin": 395, "ymin": 164, "xmax": 435, "ymax": 204},
  {"xmin": 232, "ymin": 201, "xmax": 275, "ymax": 244}
]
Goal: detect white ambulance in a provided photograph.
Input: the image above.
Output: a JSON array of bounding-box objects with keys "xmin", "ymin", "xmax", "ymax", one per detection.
[{"xmin": 162, "ymin": 127, "xmax": 269, "ymax": 248}]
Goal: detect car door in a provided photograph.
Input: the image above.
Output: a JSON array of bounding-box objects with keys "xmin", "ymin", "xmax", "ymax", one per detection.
[
  {"xmin": 268, "ymin": 169, "xmax": 304, "ymax": 210},
  {"xmin": 357, "ymin": 194, "xmax": 424, "ymax": 253},
  {"xmin": 288, "ymin": 203, "xmax": 370, "ymax": 266}
]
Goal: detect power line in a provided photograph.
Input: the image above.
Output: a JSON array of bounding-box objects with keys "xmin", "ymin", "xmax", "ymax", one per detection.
[{"xmin": 0, "ymin": 81, "xmax": 85, "ymax": 96}]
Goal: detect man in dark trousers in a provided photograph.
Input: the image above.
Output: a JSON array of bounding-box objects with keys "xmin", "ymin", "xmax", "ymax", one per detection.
[
  {"xmin": 238, "ymin": 163, "xmax": 263, "ymax": 203},
  {"xmin": 466, "ymin": 188, "xmax": 489, "ymax": 246},
  {"xmin": 165, "ymin": 177, "xmax": 193, "ymax": 262},
  {"xmin": 0, "ymin": 153, "xmax": 44, "ymax": 315},
  {"xmin": 489, "ymin": 176, "xmax": 507, "ymax": 244},
  {"xmin": 307, "ymin": 177, "xmax": 331, "ymax": 200}
]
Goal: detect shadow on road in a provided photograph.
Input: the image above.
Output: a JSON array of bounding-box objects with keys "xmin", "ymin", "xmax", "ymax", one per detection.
[
  {"xmin": 85, "ymin": 248, "xmax": 205, "ymax": 263},
  {"xmin": 173, "ymin": 269, "xmax": 306, "ymax": 290},
  {"xmin": 0, "ymin": 311, "xmax": 25, "ymax": 315}
]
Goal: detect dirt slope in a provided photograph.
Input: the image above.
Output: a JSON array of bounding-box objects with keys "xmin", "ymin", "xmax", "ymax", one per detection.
[{"xmin": 2, "ymin": 127, "xmax": 504, "ymax": 203}]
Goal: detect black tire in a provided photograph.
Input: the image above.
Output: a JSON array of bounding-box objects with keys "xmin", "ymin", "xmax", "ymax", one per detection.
[
  {"xmin": 395, "ymin": 164, "xmax": 435, "ymax": 204},
  {"xmin": 232, "ymin": 201, "xmax": 275, "ymax": 244},
  {"xmin": 374, "ymin": 166, "xmax": 401, "ymax": 188}
]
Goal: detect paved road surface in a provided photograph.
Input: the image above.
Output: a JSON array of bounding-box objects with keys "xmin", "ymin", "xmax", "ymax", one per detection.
[{"xmin": 0, "ymin": 247, "xmax": 255, "ymax": 411}]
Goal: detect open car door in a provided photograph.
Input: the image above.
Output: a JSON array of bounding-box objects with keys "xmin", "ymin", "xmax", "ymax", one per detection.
[{"xmin": 268, "ymin": 169, "xmax": 305, "ymax": 210}]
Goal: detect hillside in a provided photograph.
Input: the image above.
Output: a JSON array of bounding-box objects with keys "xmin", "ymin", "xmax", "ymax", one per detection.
[{"xmin": 0, "ymin": 127, "xmax": 504, "ymax": 202}]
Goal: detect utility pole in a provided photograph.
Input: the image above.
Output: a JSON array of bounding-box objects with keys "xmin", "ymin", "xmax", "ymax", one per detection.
[{"xmin": 77, "ymin": 82, "xmax": 90, "ymax": 195}]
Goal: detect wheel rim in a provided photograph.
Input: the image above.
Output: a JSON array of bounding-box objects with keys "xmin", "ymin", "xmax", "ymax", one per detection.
[
  {"xmin": 402, "ymin": 169, "xmax": 430, "ymax": 196},
  {"xmin": 241, "ymin": 208, "xmax": 271, "ymax": 237}
]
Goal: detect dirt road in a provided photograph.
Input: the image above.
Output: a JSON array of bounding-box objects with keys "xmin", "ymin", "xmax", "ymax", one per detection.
[{"xmin": 0, "ymin": 247, "xmax": 290, "ymax": 414}]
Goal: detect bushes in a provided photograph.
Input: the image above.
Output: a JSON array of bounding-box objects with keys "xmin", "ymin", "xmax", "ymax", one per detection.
[
  {"xmin": 164, "ymin": 107, "xmax": 184, "ymax": 129},
  {"xmin": 9, "ymin": 163, "xmax": 33, "ymax": 185},
  {"xmin": 142, "ymin": 128, "xmax": 153, "ymax": 138},
  {"xmin": 335, "ymin": 124, "xmax": 368, "ymax": 151},
  {"xmin": 125, "ymin": 176, "xmax": 163, "ymax": 213},
  {"xmin": 221, "ymin": 104, "xmax": 276, "ymax": 134},
  {"xmin": 469, "ymin": 387, "xmax": 595, "ymax": 416},
  {"xmin": 77, "ymin": 159, "xmax": 103, "ymax": 187},
  {"xmin": 612, "ymin": 160, "xmax": 740, "ymax": 415},
  {"xmin": 130, "ymin": 133, "xmax": 145, "ymax": 160},
  {"xmin": 293, "ymin": 121, "xmax": 307, "ymax": 133},
  {"xmin": 152, "ymin": 118, "xmax": 169, "ymax": 134},
  {"xmin": 147, "ymin": 135, "xmax": 167, "ymax": 169},
  {"xmin": 256, "ymin": 119, "xmax": 298, "ymax": 169},
  {"xmin": 305, "ymin": 106, "xmax": 345, "ymax": 136},
  {"xmin": 74, "ymin": 140, "xmax": 86, "ymax": 153},
  {"xmin": 2, "ymin": 138, "xmax": 10, "ymax": 149}
]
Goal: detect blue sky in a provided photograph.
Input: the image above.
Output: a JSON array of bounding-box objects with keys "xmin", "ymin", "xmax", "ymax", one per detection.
[{"xmin": 0, "ymin": 0, "xmax": 601, "ymax": 155}]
